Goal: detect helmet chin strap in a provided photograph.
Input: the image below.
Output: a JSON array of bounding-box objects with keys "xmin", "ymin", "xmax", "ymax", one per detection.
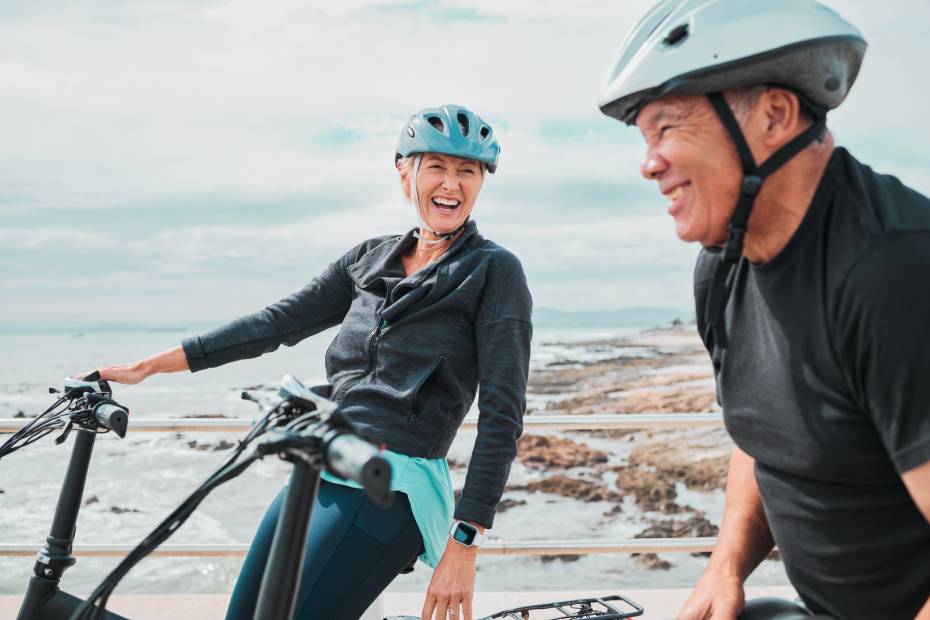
[
  {"xmin": 409, "ymin": 154, "xmax": 468, "ymax": 246},
  {"xmin": 702, "ymin": 92, "xmax": 827, "ymax": 367}
]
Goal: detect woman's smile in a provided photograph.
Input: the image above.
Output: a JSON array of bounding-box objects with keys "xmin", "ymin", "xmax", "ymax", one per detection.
[{"xmin": 431, "ymin": 196, "xmax": 461, "ymax": 213}]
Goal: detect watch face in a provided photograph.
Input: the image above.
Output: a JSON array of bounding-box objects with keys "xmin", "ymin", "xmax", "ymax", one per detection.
[{"xmin": 452, "ymin": 523, "xmax": 477, "ymax": 546}]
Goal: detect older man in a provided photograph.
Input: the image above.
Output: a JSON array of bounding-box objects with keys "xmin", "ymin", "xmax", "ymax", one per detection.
[{"xmin": 599, "ymin": 1, "xmax": 930, "ymax": 619}]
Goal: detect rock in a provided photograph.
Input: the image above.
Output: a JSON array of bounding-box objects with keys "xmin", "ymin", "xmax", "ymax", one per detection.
[
  {"xmin": 602, "ymin": 504, "xmax": 623, "ymax": 517},
  {"xmin": 518, "ymin": 475, "xmax": 623, "ymax": 503},
  {"xmin": 84, "ymin": 495, "xmax": 100, "ymax": 506},
  {"xmin": 614, "ymin": 467, "xmax": 682, "ymax": 513},
  {"xmin": 496, "ymin": 499, "xmax": 527, "ymax": 513},
  {"xmin": 186, "ymin": 439, "xmax": 236, "ymax": 451},
  {"xmin": 636, "ymin": 515, "xmax": 719, "ymax": 539},
  {"xmin": 540, "ymin": 554, "xmax": 581, "ymax": 563},
  {"xmin": 575, "ymin": 429, "xmax": 638, "ymax": 440},
  {"xmin": 609, "ymin": 388, "xmax": 717, "ymax": 414},
  {"xmin": 628, "ymin": 443, "xmax": 729, "ymax": 492},
  {"xmin": 632, "ymin": 552, "xmax": 672, "ymax": 570},
  {"xmin": 110, "ymin": 506, "xmax": 141, "ymax": 514},
  {"xmin": 517, "ymin": 434, "xmax": 608, "ymax": 469},
  {"xmin": 14, "ymin": 411, "xmax": 26, "ymax": 418}
]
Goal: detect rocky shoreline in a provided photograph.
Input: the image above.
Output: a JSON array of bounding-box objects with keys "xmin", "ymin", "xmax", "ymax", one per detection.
[{"xmin": 492, "ymin": 325, "xmax": 732, "ymax": 571}]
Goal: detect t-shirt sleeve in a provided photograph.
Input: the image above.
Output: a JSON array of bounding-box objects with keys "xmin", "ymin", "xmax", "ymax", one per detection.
[
  {"xmin": 693, "ymin": 246, "xmax": 721, "ymax": 357},
  {"xmin": 833, "ymin": 232, "xmax": 930, "ymax": 473}
]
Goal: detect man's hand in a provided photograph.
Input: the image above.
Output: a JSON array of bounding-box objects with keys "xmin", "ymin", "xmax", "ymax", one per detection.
[
  {"xmin": 421, "ymin": 536, "xmax": 478, "ymax": 620},
  {"xmin": 677, "ymin": 448, "xmax": 773, "ymax": 620},
  {"xmin": 901, "ymin": 460, "xmax": 930, "ymax": 620},
  {"xmin": 677, "ymin": 571, "xmax": 744, "ymax": 620}
]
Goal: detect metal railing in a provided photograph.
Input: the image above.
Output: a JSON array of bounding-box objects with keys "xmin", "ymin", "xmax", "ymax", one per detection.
[
  {"xmin": 0, "ymin": 538, "xmax": 717, "ymax": 558},
  {"xmin": 0, "ymin": 412, "xmax": 724, "ymax": 558},
  {"xmin": 0, "ymin": 412, "xmax": 723, "ymax": 434}
]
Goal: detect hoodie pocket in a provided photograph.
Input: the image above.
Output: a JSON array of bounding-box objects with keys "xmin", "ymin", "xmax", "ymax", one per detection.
[{"xmin": 408, "ymin": 354, "xmax": 445, "ymax": 425}]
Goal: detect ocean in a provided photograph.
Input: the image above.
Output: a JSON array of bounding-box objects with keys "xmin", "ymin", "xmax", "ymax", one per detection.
[{"xmin": 0, "ymin": 327, "xmax": 787, "ymax": 598}]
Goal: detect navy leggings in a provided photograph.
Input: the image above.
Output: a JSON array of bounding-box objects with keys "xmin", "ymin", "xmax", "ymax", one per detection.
[{"xmin": 225, "ymin": 479, "xmax": 423, "ymax": 620}]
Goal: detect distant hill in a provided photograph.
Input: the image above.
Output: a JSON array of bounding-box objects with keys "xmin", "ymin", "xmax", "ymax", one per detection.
[
  {"xmin": 532, "ymin": 306, "xmax": 692, "ymax": 329},
  {"xmin": 0, "ymin": 323, "xmax": 191, "ymax": 334}
]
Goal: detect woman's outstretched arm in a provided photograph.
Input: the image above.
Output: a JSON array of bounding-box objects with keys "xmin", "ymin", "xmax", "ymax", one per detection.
[{"xmin": 97, "ymin": 345, "xmax": 189, "ymax": 384}]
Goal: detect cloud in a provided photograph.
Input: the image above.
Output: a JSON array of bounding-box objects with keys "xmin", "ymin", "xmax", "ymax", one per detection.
[{"xmin": 1, "ymin": 0, "xmax": 928, "ymax": 328}]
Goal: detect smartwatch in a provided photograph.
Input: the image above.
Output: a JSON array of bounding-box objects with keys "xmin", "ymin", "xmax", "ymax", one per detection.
[{"xmin": 448, "ymin": 520, "xmax": 483, "ymax": 547}]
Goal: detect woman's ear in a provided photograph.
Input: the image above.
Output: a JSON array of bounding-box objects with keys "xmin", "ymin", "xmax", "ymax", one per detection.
[{"xmin": 397, "ymin": 162, "xmax": 412, "ymax": 200}]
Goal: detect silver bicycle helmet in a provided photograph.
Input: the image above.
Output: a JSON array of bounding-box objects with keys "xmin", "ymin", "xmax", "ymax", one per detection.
[
  {"xmin": 598, "ymin": 0, "xmax": 867, "ymax": 364},
  {"xmin": 599, "ymin": 0, "xmax": 866, "ymax": 125}
]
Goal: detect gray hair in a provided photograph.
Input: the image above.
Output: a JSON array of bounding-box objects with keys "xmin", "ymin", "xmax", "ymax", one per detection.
[{"xmin": 726, "ymin": 85, "xmax": 769, "ymax": 124}]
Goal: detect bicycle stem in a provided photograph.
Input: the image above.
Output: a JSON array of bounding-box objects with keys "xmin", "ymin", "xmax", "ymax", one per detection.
[{"xmin": 253, "ymin": 459, "xmax": 321, "ymax": 620}]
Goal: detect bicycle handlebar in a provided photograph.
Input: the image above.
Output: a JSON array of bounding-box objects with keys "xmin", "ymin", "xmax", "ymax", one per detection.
[
  {"xmin": 92, "ymin": 402, "xmax": 128, "ymax": 439},
  {"xmin": 325, "ymin": 432, "xmax": 391, "ymax": 506},
  {"xmin": 62, "ymin": 373, "xmax": 110, "ymax": 397}
]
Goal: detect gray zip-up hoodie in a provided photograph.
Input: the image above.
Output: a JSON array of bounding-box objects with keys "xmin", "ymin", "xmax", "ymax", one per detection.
[{"xmin": 181, "ymin": 220, "xmax": 532, "ymax": 528}]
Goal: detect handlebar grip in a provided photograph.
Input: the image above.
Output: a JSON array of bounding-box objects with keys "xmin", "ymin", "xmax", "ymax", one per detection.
[
  {"xmin": 325, "ymin": 433, "xmax": 392, "ymax": 506},
  {"xmin": 93, "ymin": 402, "xmax": 128, "ymax": 438}
]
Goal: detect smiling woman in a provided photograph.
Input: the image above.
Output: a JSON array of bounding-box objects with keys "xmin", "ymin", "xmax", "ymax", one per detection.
[
  {"xmin": 91, "ymin": 103, "xmax": 532, "ymax": 620},
  {"xmin": 398, "ymin": 152, "xmax": 483, "ymax": 235}
]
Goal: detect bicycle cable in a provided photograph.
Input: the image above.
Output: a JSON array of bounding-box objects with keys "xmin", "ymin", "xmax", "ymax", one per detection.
[{"xmin": 69, "ymin": 400, "xmax": 291, "ymax": 620}]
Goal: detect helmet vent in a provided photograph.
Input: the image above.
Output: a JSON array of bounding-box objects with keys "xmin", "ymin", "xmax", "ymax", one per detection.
[
  {"xmin": 427, "ymin": 115, "xmax": 446, "ymax": 133},
  {"xmin": 456, "ymin": 112, "xmax": 470, "ymax": 136},
  {"xmin": 479, "ymin": 126, "xmax": 490, "ymax": 139},
  {"xmin": 662, "ymin": 23, "xmax": 689, "ymax": 47}
]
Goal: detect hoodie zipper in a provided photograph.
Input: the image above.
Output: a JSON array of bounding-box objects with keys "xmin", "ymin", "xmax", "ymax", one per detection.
[{"xmin": 332, "ymin": 319, "xmax": 383, "ymax": 402}]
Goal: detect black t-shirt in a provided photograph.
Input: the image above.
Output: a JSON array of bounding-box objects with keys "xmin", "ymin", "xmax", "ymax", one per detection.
[{"xmin": 695, "ymin": 148, "xmax": 930, "ymax": 619}]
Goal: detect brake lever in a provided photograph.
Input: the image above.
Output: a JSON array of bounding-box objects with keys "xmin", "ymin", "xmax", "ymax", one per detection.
[
  {"xmin": 55, "ymin": 421, "xmax": 75, "ymax": 445},
  {"xmin": 241, "ymin": 390, "xmax": 278, "ymax": 408}
]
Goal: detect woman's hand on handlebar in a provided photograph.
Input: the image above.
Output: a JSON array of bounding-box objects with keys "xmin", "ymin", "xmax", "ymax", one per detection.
[
  {"xmin": 92, "ymin": 345, "xmax": 190, "ymax": 385},
  {"xmin": 96, "ymin": 364, "xmax": 149, "ymax": 385}
]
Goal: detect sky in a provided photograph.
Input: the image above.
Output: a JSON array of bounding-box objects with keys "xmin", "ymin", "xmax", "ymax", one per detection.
[{"xmin": 2, "ymin": 0, "xmax": 929, "ymax": 329}]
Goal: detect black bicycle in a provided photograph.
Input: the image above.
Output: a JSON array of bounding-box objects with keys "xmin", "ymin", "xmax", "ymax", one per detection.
[
  {"xmin": 66, "ymin": 373, "xmax": 392, "ymax": 620},
  {"xmin": 9, "ymin": 372, "xmax": 131, "ymax": 620},
  {"xmin": 10, "ymin": 376, "xmax": 645, "ymax": 620}
]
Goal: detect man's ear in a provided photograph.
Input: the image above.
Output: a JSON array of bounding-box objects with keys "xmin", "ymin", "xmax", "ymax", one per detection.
[{"xmin": 760, "ymin": 87, "xmax": 805, "ymax": 147}]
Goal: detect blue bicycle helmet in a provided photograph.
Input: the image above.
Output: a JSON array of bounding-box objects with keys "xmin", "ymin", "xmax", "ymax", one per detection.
[{"xmin": 395, "ymin": 104, "xmax": 500, "ymax": 173}]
